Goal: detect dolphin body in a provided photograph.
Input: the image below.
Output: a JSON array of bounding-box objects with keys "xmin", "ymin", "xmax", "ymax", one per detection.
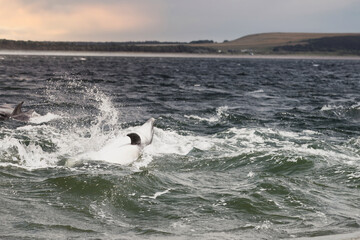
[
  {"xmin": 65, "ymin": 118, "xmax": 156, "ymax": 167},
  {"xmin": 0, "ymin": 102, "xmax": 34, "ymax": 121}
]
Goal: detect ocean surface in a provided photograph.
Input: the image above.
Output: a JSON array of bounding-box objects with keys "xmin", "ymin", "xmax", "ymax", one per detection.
[{"xmin": 0, "ymin": 54, "xmax": 359, "ymax": 240}]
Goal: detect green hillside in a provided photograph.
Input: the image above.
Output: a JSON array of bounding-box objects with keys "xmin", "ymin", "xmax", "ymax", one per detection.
[{"xmin": 201, "ymin": 32, "xmax": 360, "ymax": 55}]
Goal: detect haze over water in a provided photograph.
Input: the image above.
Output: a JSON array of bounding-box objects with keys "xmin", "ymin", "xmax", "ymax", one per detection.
[{"xmin": 0, "ymin": 54, "xmax": 359, "ymax": 239}]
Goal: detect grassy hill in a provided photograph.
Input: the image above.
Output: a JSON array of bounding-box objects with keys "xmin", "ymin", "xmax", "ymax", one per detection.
[{"xmin": 198, "ymin": 32, "xmax": 360, "ymax": 55}]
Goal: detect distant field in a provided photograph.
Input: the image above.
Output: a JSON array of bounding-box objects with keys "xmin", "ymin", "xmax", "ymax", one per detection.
[{"xmin": 196, "ymin": 32, "xmax": 360, "ymax": 55}]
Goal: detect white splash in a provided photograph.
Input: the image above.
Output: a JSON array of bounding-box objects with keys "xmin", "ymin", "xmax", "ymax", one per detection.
[
  {"xmin": 29, "ymin": 112, "xmax": 62, "ymax": 124},
  {"xmin": 0, "ymin": 135, "xmax": 59, "ymax": 169},
  {"xmin": 67, "ymin": 118, "xmax": 155, "ymax": 167}
]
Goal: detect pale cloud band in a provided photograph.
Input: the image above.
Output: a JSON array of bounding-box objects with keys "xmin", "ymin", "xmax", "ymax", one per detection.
[{"xmin": 0, "ymin": 0, "xmax": 163, "ymax": 41}]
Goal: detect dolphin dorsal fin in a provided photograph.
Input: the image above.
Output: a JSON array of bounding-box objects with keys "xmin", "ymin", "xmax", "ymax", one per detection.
[
  {"xmin": 11, "ymin": 102, "xmax": 24, "ymax": 116},
  {"xmin": 127, "ymin": 133, "xmax": 141, "ymax": 145}
]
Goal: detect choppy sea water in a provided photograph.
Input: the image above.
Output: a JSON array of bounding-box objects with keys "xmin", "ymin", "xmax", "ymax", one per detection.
[{"xmin": 0, "ymin": 54, "xmax": 359, "ymax": 239}]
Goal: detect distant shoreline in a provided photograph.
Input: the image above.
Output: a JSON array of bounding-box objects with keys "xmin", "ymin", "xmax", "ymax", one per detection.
[
  {"xmin": 1, "ymin": 33, "xmax": 360, "ymax": 56},
  {"xmin": 1, "ymin": 50, "xmax": 360, "ymax": 60}
]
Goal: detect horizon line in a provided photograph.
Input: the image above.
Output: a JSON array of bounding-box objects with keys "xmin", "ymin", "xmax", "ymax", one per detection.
[{"xmin": 2, "ymin": 31, "xmax": 360, "ymax": 43}]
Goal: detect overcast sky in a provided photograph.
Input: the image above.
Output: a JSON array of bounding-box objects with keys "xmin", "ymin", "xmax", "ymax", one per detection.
[{"xmin": 0, "ymin": 0, "xmax": 359, "ymax": 42}]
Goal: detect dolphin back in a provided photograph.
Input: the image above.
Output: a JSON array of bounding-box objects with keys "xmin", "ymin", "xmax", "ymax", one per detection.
[
  {"xmin": 11, "ymin": 102, "xmax": 24, "ymax": 116},
  {"xmin": 0, "ymin": 101, "xmax": 34, "ymax": 122},
  {"xmin": 127, "ymin": 133, "xmax": 141, "ymax": 145},
  {"xmin": 130, "ymin": 118, "xmax": 155, "ymax": 147}
]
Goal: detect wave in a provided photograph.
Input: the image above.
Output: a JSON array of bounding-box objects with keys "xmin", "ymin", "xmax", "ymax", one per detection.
[
  {"xmin": 29, "ymin": 113, "xmax": 62, "ymax": 124},
  {"xmin": 185, "ymin": 106, "xmax": 229, "ymax": 123},
  {"xmin": 1, "ymin": 80, "xmax": 359, "ymax": 180},
  {"xmin": 0, "ymin": 78, "xmax": 215, "ymax": 170},
  {"xmin": 320, "ymin": 102, "xmax": 360, "ymax": 120},
  {"xmin": 2, "ymin": 107, "xmax": 360, "ymax": 174}
]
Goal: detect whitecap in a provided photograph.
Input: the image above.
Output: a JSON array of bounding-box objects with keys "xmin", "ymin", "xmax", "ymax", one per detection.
[
  {"xmin": 320, "ymin": 104, "xmax": 343, "ymax": 111},
  {"xmin": 29, "ymin": 112, "xmax": 62, "ymax": 124},
  {"xmin": 141, "ymin": 189, "xmax": 171, "ymax": 199},
  {"xmin": 247, "ymin": 171, "xmax": 255, "ymax": 178},
  {"xmin": 185, "ymin": 106, "xmax": 229, "ymax": 123}
]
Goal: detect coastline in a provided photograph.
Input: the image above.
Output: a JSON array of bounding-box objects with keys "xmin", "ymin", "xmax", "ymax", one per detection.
[{"xmin": 1, "ymin": 49, "xmax": 360, "ymax": 60}]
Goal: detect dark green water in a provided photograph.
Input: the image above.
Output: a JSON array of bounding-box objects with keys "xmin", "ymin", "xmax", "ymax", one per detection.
[{"xmin": 0, "ymin": 55, "xmax": 359, "ymax": 239}]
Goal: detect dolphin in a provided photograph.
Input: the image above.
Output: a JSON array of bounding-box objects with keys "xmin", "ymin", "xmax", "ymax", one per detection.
[
  {"xmin": 127, "ymin": 117, "xmax": 155, "ymax": 147},
  {"xmin": 0, "ymin": 102, "xmax": 34, "ymax": 121},
  {"xmin": 65, "ymin": 118, "xmax": 156, "ymax": 167}
]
